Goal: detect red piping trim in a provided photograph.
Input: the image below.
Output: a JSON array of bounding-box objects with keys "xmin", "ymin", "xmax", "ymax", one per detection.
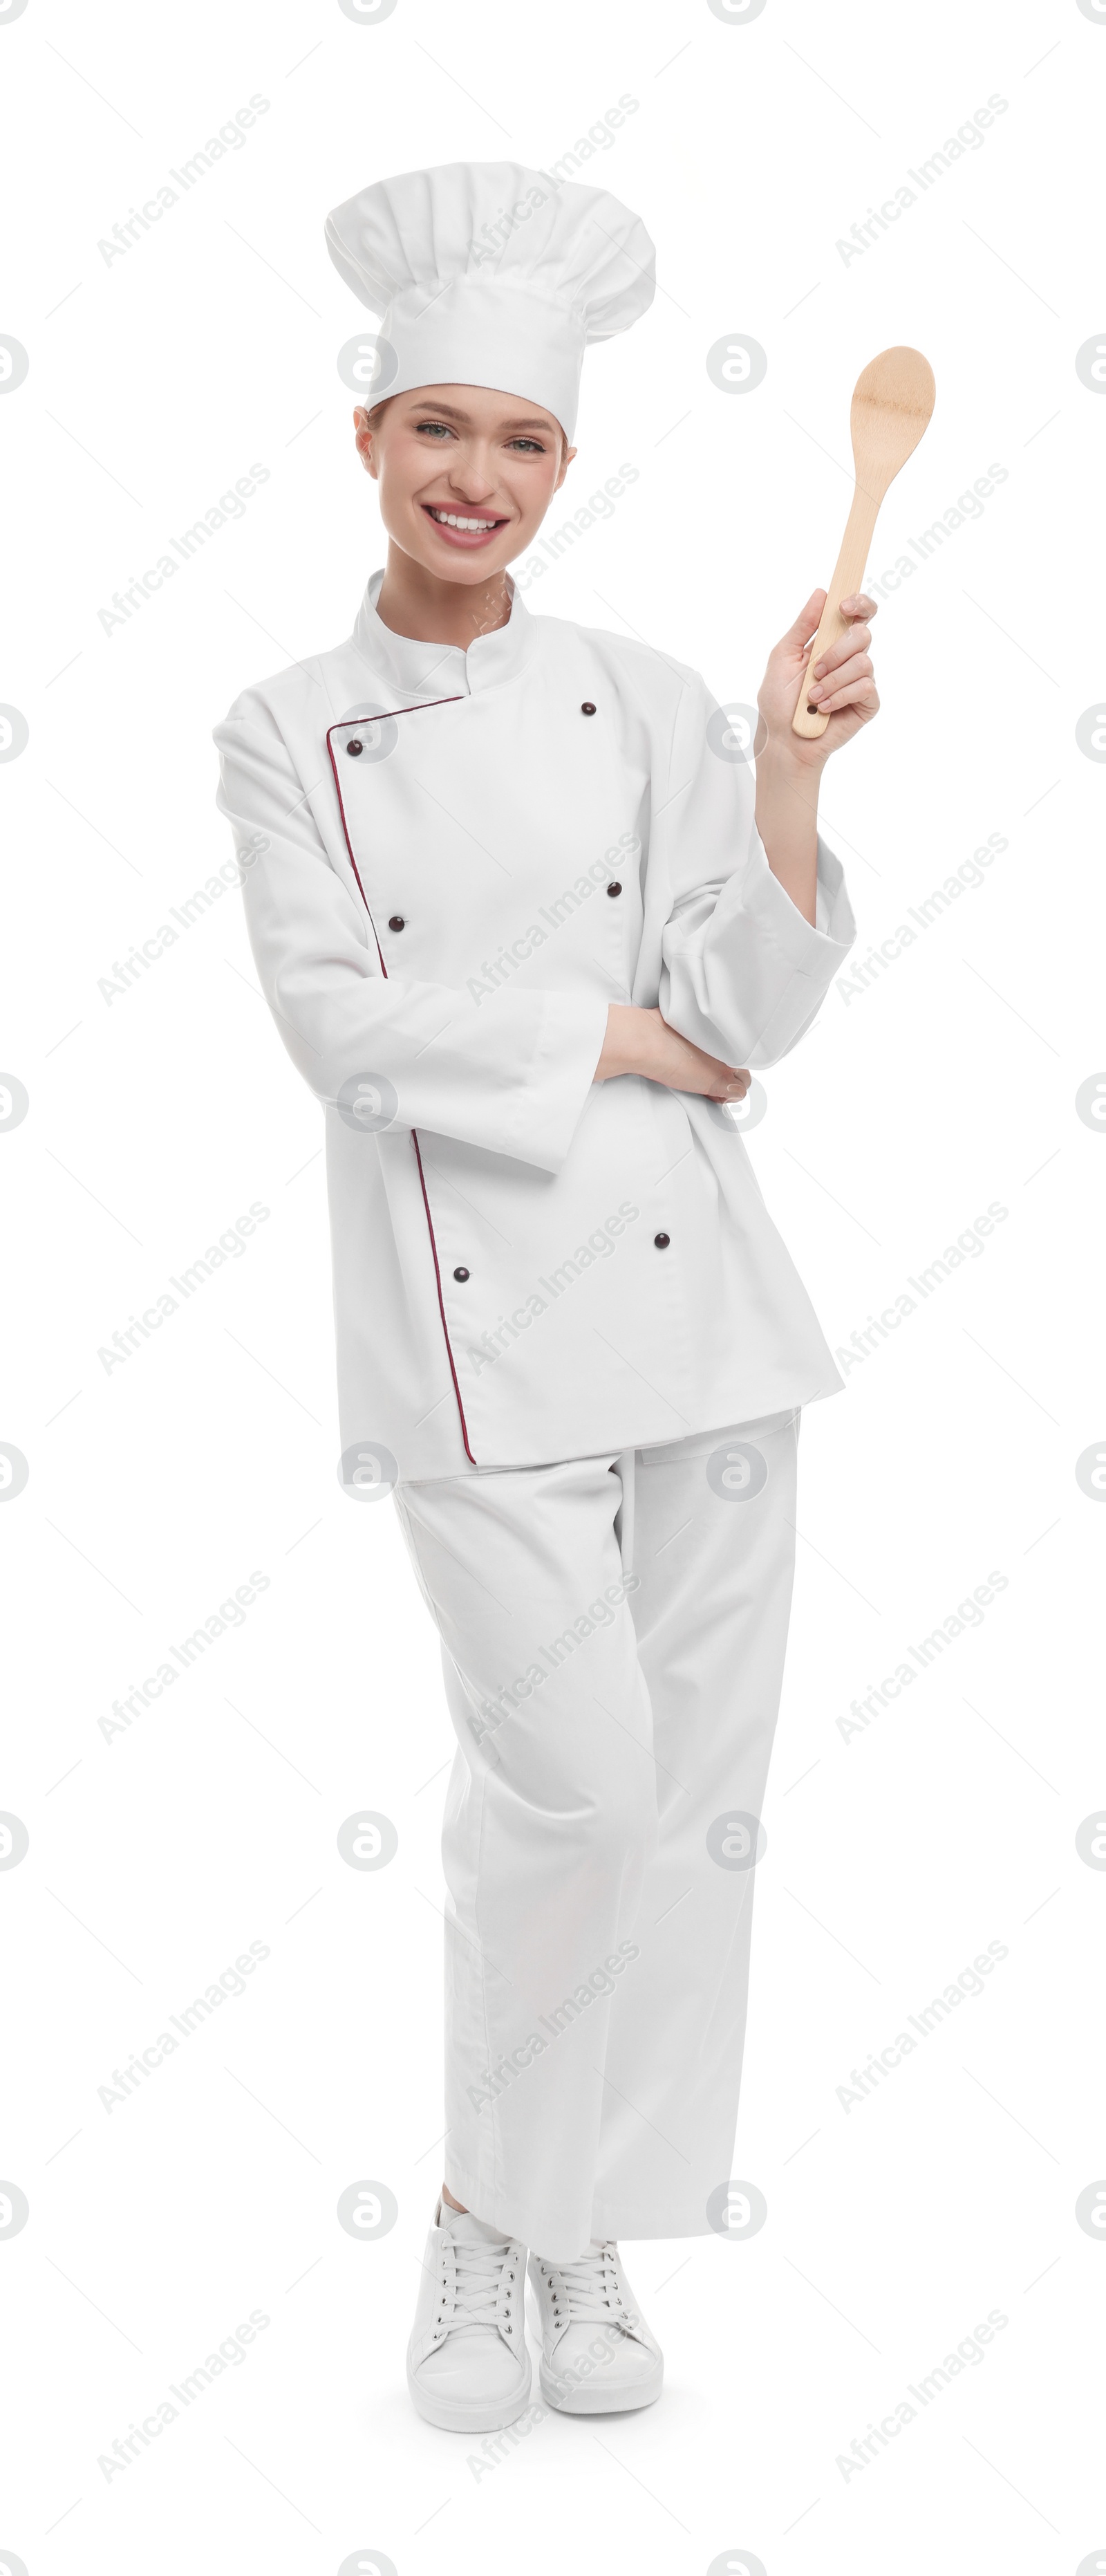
[
  {"xmin": 324, "ymin": 701, "xmax": 476, "ymax": 1466},
  {"xmin": 411, "ymin": 1132, "xmax": 476, "ymax": 1464}
]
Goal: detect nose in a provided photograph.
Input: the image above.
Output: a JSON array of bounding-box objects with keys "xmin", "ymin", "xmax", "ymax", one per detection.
[{"xmin": 444, "ymin": 444, "xmax": 499, "ymax": 503}]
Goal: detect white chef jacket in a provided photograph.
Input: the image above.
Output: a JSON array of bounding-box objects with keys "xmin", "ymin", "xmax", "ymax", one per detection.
[{"xmin": 214, "ymin": 571, "xmax": 856, "ymax": 1476}]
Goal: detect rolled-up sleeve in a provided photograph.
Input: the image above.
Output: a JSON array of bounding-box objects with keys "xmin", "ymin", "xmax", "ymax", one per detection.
[
  {"xmin": 214, "ymin": 703, "xmax": 608, "ymax": 1173},
  {"xmin": 655, "ymin": 676, "xmax": 856, "ymax": 1068}
]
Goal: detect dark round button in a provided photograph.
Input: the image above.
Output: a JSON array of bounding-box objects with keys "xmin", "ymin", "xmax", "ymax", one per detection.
[
  {"xmin": 452, "ymin": 1266, "xmax": 470, "ymax": 1283},
  {"xmin": 388, "ymin": 915, "xmax": 405, "ymax": 932},
  {"xmin": 606, "ymin": 881, "xmax": 622, "ymax": 898},
  {"xmin": 653, "ymin": 1232, "xmax": 670, "ymax": 1250},
  {"xmin": 346, "ymin": 738, "xmax": 363, "ymax": 756},
  {"xmin": 581, "ymin": 701, "xmax": 597, "ymax": 716}
]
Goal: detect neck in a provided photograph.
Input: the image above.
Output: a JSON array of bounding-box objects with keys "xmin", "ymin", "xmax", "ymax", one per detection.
[{"xmin": 373, "ymin": 541, "xmax": 513, "ymax": 649}]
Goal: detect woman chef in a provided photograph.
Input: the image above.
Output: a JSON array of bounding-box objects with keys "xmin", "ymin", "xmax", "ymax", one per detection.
[{"xmin": 215, "ymin": 161, "xmax": 878, "ymax": 2435}]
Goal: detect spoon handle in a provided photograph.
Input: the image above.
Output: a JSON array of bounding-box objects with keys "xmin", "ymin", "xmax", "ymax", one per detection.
[{"xmin": 791, "ymin": 483, "xmax": 881, "ymax": 739}]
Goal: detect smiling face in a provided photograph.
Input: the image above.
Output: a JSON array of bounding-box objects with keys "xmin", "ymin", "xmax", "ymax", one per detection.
[{"xmin": 354, "ymin": 385, "xmax": 575, "ymax": 587}]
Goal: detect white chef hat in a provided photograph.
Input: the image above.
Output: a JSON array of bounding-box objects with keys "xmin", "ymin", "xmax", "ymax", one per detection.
[{"xmin": 326, "ymin": 160, "xmax": 655, "ymax": 441}]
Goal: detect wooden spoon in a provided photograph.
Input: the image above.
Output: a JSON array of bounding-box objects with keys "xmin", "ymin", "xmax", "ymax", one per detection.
[{"xmin": 791, "ymin": 344, "xmax": 936, "ymax": 739}]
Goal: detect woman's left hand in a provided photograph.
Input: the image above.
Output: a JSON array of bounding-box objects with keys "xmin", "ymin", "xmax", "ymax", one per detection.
[{"xmin": 758, "ymin": 588, "xmax": 879, "ymax": 768}]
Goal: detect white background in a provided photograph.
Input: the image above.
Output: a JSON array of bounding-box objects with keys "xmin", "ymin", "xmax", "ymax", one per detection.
[{"xmin": 1, "ymin": 1, "xmax": 1103, "ymax": 2570}]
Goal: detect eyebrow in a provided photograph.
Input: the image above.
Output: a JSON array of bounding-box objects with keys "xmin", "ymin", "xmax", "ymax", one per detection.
[{"xmin": 407, "ymin": 400, "xmax": 556, "ymax": 434}]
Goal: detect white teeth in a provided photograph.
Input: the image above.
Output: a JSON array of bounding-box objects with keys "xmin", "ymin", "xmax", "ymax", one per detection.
[{"xmin": 429, "ymin": 508, "xmax": 498, "ymax": 532}]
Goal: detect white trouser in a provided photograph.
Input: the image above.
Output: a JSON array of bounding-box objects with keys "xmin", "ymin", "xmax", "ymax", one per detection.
[{"xmin": 393, "ymin": 1411, "xmax": 799, "ymax": 2262}]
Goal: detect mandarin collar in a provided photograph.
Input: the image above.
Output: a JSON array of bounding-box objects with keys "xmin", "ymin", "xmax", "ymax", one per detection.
[{"xmin": 351, "ymin": 566, "xmax": 534, "ymax": 701}]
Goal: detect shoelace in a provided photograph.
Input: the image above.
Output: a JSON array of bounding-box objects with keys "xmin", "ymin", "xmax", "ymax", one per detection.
[
  {"xmin": 446, "ymin": 2235, "xmax": 514, "ymax": 2328},
  {"xmin": 552, "ymin": 2243, "xmax": 629, "ymax": 2326}
]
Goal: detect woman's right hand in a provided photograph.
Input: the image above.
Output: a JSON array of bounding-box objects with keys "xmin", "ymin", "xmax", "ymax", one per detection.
[{"xmin": 595, "ymin": 1004, "xmax": 750, "ymax": 1105}]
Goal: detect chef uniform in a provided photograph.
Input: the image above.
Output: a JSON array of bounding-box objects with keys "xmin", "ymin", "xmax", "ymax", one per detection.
[{"xmin": 214, "ymin": 163, "xmax": 856, "ymax": 2263}]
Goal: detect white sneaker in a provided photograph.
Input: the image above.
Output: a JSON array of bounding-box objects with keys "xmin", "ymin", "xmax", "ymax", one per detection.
[
  {"xmin": 407, "ymin": 2200, "xmax": 531, "ymax": 2432},
  {"xmin": 528, "ymin": 2241, "xmax": 664, "ymax": 2414}
]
